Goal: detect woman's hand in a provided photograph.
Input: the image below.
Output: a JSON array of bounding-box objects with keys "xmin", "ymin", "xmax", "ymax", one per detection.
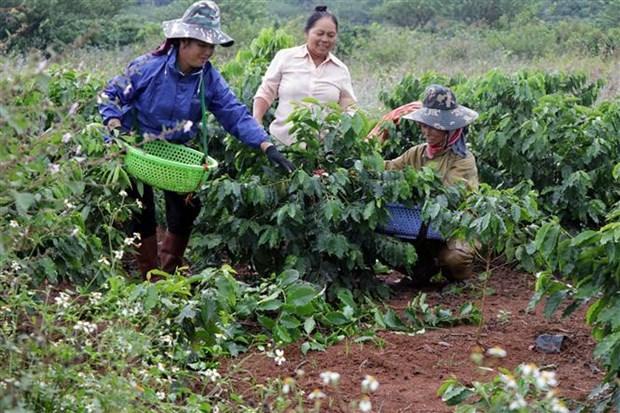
[
  {"xmin": 261, "ymin": 142, "xmax": 295, "ymax": 174},
  {"xmin": 103, "ymin": 118, "xmax": 122, "ymax": 143},
  {"xmin": 106, "ymin": 118, "xmax": 122, "ymax": 131}
]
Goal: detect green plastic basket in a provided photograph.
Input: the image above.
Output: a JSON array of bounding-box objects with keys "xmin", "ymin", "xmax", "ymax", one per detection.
[{"xmin": 125, "ymin": 140, "xmax": 218, "ymax": 193}]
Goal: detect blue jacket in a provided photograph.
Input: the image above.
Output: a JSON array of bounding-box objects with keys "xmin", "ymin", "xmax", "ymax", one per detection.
[{"xmin": 99, "ymin": 47, "xmax": 268, "ymax": 148}]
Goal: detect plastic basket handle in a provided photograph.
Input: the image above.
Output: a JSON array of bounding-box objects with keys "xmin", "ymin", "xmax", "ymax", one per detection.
[{"xmin": 199, "ymin": 72, "xmax": 209, "ymax": 159}]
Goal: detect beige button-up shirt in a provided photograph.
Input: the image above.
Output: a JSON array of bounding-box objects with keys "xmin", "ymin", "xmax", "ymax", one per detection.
[{"xmin": 254, "ymin": 45, "xmax": 357, "ymax": 146}]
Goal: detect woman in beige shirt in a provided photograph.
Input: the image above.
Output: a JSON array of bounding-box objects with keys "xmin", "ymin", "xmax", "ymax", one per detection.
[{"xmin": 253, "ymin": 6, "xmax": 357, "ymax": 146}]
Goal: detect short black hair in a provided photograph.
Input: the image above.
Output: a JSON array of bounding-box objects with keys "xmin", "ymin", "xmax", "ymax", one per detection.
[{"xmin": 304, "ymin": 5, "xmax": 338, "ymax": 33}]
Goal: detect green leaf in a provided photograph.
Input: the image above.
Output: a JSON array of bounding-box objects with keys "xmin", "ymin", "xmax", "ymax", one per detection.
[
  {"xmin": 324, "ymin": 311, "xmax": 349, "ymax": 326},
  {"xmin": 363, "ymin": 201, "xmax": 376, "ymax": 220},
  {"xmin": 383, "ymin": 309, "xmax": 407, "ymax": 330},
  {"xmin": 286, "ymin": 284, "xmax": 318, "ymax": 308},
  {"xmin": 593, "ymin": 332, "xmax": 620, "ymax": 361},
  {"xmin": 543, "ymin": 290, "xmax": 567, "ymax": 319},
  {"xmin": 279, "ymin": 314, "xmax": 301, "ymax": 329},
  {"xmin": 439, "ymin": 383, "xmax": 474, "ymax": 405},
  {"xmin": 273, "ymin": 323, "xmax": 293, "ymax": 343},
  {"xmin": 277, "ymin": 269, "xmax": 300, "ymax": 287},
  {"xmin": 535, "ymin": 222, "xmax": 561, "ymax": 259},
  {"xmin": 13, "ymin": 191, "xmax": 36, "ymax": 215},
  {"xmin": 304, "ymin": 317, "xmax": 316, "ymax": 335},
  {"xmin": 175, "ymin": 303, "xmax": 196, "ymax": 324},
  {"xmin": 337, "ymin": 288, "xmax": 355, "ymax": 309},
  {"xmin": 352, "ymin": 112, "xmax": 364, "ymax": 135},
  {"xmin": 258, "ymin": 315, "xmax": 275, "ymax": 330},
  {"xmin": 585, "ymin": 298, "xmax": 605, "ymax": 325},
  {"xmin": 257, "ymin": 298, "xmax": 282, "ymax": 311},
  {"xmin": 143, "ymin": 285, "xmax": 159, "ymax": 312}
]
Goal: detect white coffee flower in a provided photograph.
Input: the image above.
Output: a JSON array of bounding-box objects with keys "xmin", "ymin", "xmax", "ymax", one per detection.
[
  {"xmin": 113, "ymin": 250, "xmax": 124, "ymax": 260},
  {"xmin": 359, "ymin": 396, "xmax": 372, "ymax": 412},
  {"xmin": 54, "ymin": 292, "xmax": 72, "ymax": 308},
  {"xmin": 88, "ymin": 292, "xmax": 102, "ymax": 305},
  {"xmin": 509, "ymin": 395, "xmax": 527, "ymax": 410},
  {"xmin": 199, "ymin": 369, "xmax": 221, "ymax": 383},
  {"xmin": 500, "ymin": 374, "xmax": 517, "ymax": 389},
  {"xmin": 119, "ymin": 190, "xmax": 128, "ymax": 197},
  {"xmin": 74, "ymin": 321, "xmax": 97, "ymax": 334},
  {"xmin": 49, "ymin": 163, "xmax": 60, "ymax": 174},
  {"xmin": 362, "ymin": 375, "xmax": 380, "ymax": 393},
  {"xmin": 540, "ymin": 370, "xmax": 558, "ymax": 387},
  {"xmin": 156, "ymin": 391, "xmax": 166, "ymax": 400},
  {"xmin": 320, "ymin": 371, "xmax": 341, "ymax": 386},
  {"xmin": 97, "ymin": 256, "xmax": 110, "ymax": 266},
  {"xmin": 486, "ymin": 346, "xmax": 507, "ymax": 358},
  {"xmin": 281, "ymin": 377, "xmax": 295, "ymax": 395},
  {"xmin": 308, "ymin": 389, "xmax": 326, "ymax": 400},
  {"xmin": 11, "ymin": 261, "xmax": 22, "ymax": 272},
  {"xmin": 551, "ymin": 397, "xmax": 569, "ymax": 413},
  {"xmin": 10, "ymin": 220, "xmax": 19, "ymax": 228},
  {"xmin": 520, "ymin": 363, "xmax": 536, "ymax": 376},
  {"xmin": 274, "ymin": 349, "xmax": 286, "ymax": 366}
]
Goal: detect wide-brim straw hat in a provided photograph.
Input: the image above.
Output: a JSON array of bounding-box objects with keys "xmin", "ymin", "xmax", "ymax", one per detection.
[
  {"xmin": 162, "ymin": 1, "xmax": 234, "ymax": 47},
  {"xmin": 403, "ymin": 84, "xmax": 478, "ymax": 130}
]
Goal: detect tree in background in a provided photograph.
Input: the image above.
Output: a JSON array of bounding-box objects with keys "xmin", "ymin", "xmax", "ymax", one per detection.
[
  {"xmin": 372, "ymin": 0, "xmax": 439, "ymax": 29},
  {"xmin": 538, "ymin": 0, "xmax": 610, "ymax": 20},
  {"xmin": 599, "ymin": 0, "xmax": 620, "ymax": 27},
  {"xmin": 444, "ymin": 0, "xmax": 526, "ymax": 26},
  {"xmin": 0, "ymin": 0, "xmax": 136, "ymax": 53}
]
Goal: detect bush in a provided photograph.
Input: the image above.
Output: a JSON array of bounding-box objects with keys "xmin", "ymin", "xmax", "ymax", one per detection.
[
  {"xmin": 380, "ymin": 70, "xmax": 619, "ymax": 227},
  {"xmin": 1, "ymin": 66, "xmax": 133, "ymax": 284},
  {"xmin": 0, "ymin": 0, "xmax": 133, "ymax": 53}
]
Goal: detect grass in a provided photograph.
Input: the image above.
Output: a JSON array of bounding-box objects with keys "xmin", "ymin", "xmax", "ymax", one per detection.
[{"xmin": 3, "ymin": 22, "xmax": 619, "ymax": 114}]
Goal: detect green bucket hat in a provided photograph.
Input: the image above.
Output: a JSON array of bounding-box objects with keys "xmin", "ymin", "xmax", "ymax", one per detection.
[
  {"xmin": 403, "ymin": 84, "xmax": 478, "ymax": 130},
  {"xmin": 162, "ymin": 1, "xmax": 234, "ymax": 47}
]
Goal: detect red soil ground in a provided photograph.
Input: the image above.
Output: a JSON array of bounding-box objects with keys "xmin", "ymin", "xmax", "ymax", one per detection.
[{"xmin": 226, "ymin": 267, "xmax": 604, "ymax": 412}]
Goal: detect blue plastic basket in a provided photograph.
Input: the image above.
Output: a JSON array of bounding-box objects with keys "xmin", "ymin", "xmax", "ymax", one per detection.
[{"xmin": 379, "ymin": 203, "xmax": 443, "ymax": 240}]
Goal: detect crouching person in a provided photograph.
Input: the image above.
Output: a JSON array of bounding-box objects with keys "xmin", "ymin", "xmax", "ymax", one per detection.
[{"xmin": 384, "ymin": 84, "xmax": 479, "ymax": 282}]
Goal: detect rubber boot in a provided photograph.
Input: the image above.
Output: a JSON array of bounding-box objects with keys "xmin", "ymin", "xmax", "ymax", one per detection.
[
  {"xmin": 135, "ymin": 234, "xmax": 159, "ymax": 280},
  {"xmin": 160, "ymin": 231, "xmax": 190, "ymax": 274}
]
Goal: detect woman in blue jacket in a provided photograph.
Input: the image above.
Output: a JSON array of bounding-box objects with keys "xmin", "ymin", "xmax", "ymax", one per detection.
[{"xmin": 99, "ymin": 1, "xmax": 293, "ymax": 278}]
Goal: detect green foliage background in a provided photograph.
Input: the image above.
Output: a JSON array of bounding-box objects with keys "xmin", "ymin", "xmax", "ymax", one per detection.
[{"xmin": 2, "ymin": 0, "xmax": 620, "ymax": 411}]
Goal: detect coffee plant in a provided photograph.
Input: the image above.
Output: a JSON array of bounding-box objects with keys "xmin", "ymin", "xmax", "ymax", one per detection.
[
  {"xmin": 1, "ymin": 66, "xmax": 133, "ymax": 285},
  {"xmin": 528, "ymin": 195, "xmax": 620, "ymax": 410},
  {"xmin": 193, "ymin": 100, "xmax": 462, "ymax": 295},
  {"xmin": 380, "ymin": 69, "xmax": 620, "ymax": 227}
]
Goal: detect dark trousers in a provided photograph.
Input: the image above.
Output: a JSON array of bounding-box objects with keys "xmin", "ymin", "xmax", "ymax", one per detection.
[{"xmin": 127, "ymin": 181, "xmax": 202, "ymax": 238}]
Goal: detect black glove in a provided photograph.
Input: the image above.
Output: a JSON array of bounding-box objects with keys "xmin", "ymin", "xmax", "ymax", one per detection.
[{"xmin": 265, "ymin": 145, "xmax": 295, "ymax": 174}]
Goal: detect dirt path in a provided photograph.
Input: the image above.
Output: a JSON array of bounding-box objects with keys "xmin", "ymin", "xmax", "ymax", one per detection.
[{"xmin": 227, "ymin": 268, "xmax": 603, "ymax": 412}]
